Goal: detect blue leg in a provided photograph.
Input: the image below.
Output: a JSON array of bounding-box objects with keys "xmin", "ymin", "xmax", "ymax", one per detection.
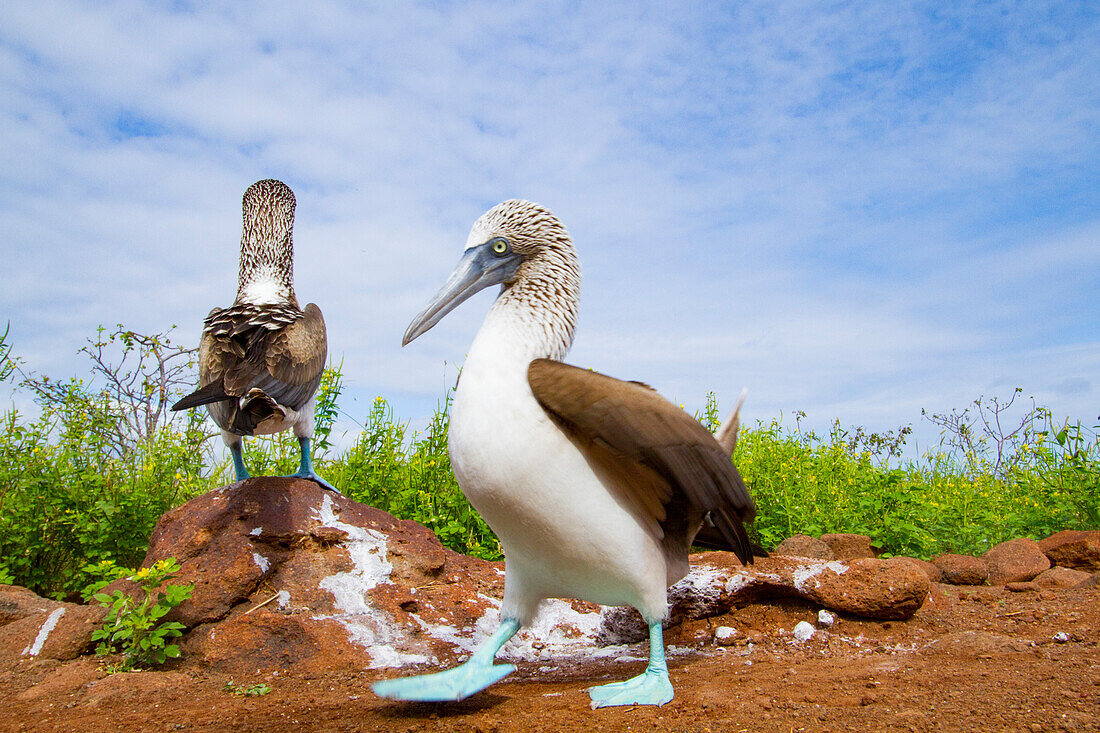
[
  {"xmin": 230, "ymin": 442, "xmax": 250, "ymax": 482},
  {"xmin": 372, "ymin": 618, "xmax": 521, "ymax": 702},
  {"xmin": 588, "ymin": 621, "xmax": 674, "ymax": 708},
  {"xmin": 283, "ymin": 436, "xmax": 341, "ymax": 494}
]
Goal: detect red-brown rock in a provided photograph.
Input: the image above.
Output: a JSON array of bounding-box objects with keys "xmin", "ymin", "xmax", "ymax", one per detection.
[
  {"xmin": 0, "ymin": 602, "xmax": 106, "ymax": 661},
  {"xmin": 1038, "ymin": 530, "xmax": 1100, "ymax": 572},
  {"xmin": 600, "ymin": 553, "xmax": 930, "ymax": 641},
  {"xmin": 0, "ymin": 585, "xmax": 62, "ymax": 627},
  {"xmin": 1033, "ymin": 566, "xmax": 1092, "ymax": 589},
  {"xmin": 897, "ymin": 557, "xmax": 943, "ymax": 583},
  {"xmin": 933, "ymin": 554, "xmax": 988, "ymax": 585},
  {"xmin": 819, "ymin": 534, "xmax": 877, "ymax": 559},
  {"xmin": 1077, "ymin": 573, "xmax": 1100, "ymax": 589},
  {"xmin": 982, "ymin": 538, "xmax": 1050, "ymax": 585},
  {"xmin": 774, "ymin": 535, "xmax": 834, "ymax": 560},
  {"xmin": 795, "ymin": 557, "xmax": 930, "ymax": 620}
]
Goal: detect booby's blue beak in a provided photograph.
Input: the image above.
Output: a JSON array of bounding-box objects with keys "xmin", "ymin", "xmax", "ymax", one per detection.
[{"xmin": 403, "ymin": 240, "xmax": 523, "ymax": 346}]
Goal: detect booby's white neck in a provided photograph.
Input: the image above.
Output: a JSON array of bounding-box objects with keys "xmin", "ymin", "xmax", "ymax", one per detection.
[{"xmin": 237, "ymin": 267, "xmax": 295, "ymax": 306}]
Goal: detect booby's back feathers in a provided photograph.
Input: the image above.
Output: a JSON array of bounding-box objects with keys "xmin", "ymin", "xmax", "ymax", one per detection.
[
  {"xmin": 174, "ymin": 302, "xmax": 327, "ymax": 435},
  {"xmin": 527, "ymin": 358, "xmax": 756, "ymax": 566},
  {"xmin": 204, "ymin": 302, "xmax": 303, "ymax": 337}
]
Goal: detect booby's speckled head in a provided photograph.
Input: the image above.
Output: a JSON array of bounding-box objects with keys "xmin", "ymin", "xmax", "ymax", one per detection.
[
  {"xmin": 403, "ymin": 199, "xmax": 581, "ymax": 349},
  {"xmin": 236, "ymin": 179, "xmax": 298, "ymax": 307}
]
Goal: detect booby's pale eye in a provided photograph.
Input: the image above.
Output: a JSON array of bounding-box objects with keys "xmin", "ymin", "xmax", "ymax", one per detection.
[{"xmin": 490, "ymin": 238, "xmax": 510, "ymax": 256}]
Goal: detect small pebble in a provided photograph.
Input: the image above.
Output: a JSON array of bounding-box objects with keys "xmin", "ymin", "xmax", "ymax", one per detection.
[
  {"xmin": 1053, "ymin": 631, "xmax": 1070, "ymax": 643},
  {"xmin": 817, "ymin": 610, "xmax": 836, "ymax": 627},
  {"xmin": 714, "ymin": 626, "xmax": 739, "ymax": 646},
  {"xmin": 793, "ymin": 621, "xmax": 815, "ymax": 642}
]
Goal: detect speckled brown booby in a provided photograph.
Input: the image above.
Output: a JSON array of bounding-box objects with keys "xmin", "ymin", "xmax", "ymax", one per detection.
[
  {"xmin": 373, "ymin": 200, "xmax": 757, "ymax": 707},
  {"xmin": 172, "ymin": 179, "xmax": 336, "ymax": 492}
]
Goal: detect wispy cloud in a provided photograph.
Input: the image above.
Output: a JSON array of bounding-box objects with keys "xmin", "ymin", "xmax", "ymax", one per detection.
[{"xmin": 1, "ymin": 1, "xmax": 1097, "ymax": 455}]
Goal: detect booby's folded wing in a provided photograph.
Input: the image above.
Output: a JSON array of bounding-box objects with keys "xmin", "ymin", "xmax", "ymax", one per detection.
[
  {"xmin": 261, "ymin": 302, "xmax": 327, "ymax": 408},
  {"xmin": 218, "ymin": 302, "xmax": 326, "ymax": 411},
  {"xmin": 527, "ymin": 358, "xmax": 756, "ymax": 565},
  {"xmin": 181, "ymin": 303, "xmax": 325, "ymax": 413}
]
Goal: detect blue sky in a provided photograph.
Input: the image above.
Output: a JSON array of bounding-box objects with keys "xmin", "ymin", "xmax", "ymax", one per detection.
[{"xmin": 1, "ymin": 1, "xmax": 1097, "ymax": 455}]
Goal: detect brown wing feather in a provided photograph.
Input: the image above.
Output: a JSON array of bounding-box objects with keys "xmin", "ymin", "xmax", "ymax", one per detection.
[
  {"xmin": 527, "ymin": 358, "xmax": 756, "ymax": 565},
  {"xmin": 267, "ymin": 303, "xmax": 327, "ymax": 389},
  {"xmin": 190, "ymin": 303, "xmax": 326, "ymax": 435}
]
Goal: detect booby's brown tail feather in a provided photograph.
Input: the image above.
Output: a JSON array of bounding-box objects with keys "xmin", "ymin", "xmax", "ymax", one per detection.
[
  {"xmin": 229, "ymin": 388, "xmax": 284, "ymax": 434},
  {"xmin": 172, "ymin": 381, "xmax": 231, "ymax": 411},
  {"xmin": 691, "ymin": 520, "xmax": 769, "ymax": 559}
]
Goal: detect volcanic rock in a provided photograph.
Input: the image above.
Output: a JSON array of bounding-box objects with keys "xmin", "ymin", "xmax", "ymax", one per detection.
[
  {"xmin": 982, "ymin": 538, "xmax": 1050, "ymax": 585},
  {"xmin": 819, "ymin": 534, "xmax": 876, "ymax": 559},
  {"xmin": 898, "ymin": 557, "xmax": 943, "ymax": 583},
  {"xmin": 1038, "ymin": 530, "xmax": 1100, "ymax": 572},
  {"xmin": 933, "ymin": 554, "xmax": 988, "ymax": 585},
  {"xmin": 0, "ymin": 585, "xmax": 62, "ymax": 626},
  {"xmin": 141, "ymin": 477, "xmax": 510, "ymax": 672},
  {"xmin": 774, "ymin": 535, "xmax": 834, "ymax": 560},
  {"xmin": 599, "ymin": 552, "xmax": 930, "ymax": 642},
  {"xmin": 1033, "ymin": 566, "xmax": 1092, "ymax": 589},
  {"xmin": 1077, "ymin": 573, "xmax": 1100, "ymax": 589},
  {"xmin": 794, "ymin": 557, "xmax": 929, "ymax": 619},
  {"xmin": 0, "ymin": 602, "xmax": 106, "ymax": 661},
  {"xmin": 96, "ymin": 478, "xmax": 933, "ymax": 672}
]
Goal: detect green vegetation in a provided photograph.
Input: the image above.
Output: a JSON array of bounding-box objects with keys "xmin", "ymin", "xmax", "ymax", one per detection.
[
  {"xmin": 731, "ymin": 394, "xmax": 1099, "ymax": 559},
  {"xmin": 1, "ymin": 325, "xmax": 1097, "ymax": 600},
  {"xmin": 84, "ymin": 557, "xmax": 193, "ymax": 671},
  {"xmin": 224, "ymin": 681, "xmax": 272, "ymax": 697}
]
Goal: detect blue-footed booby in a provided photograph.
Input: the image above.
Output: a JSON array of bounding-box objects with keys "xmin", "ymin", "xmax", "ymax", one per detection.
[
  {"xmin": 171, "ymin": 179, "xmax": 336, "ymax": 492},
  {"xmin": 373, "ymin": 200, "xmax": 757, "ymax": 708}
]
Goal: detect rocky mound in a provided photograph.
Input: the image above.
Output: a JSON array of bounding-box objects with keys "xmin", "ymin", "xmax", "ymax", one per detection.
[{"xmin": 1, "ymin": 478, "xmax": 939, "ymax": 674}]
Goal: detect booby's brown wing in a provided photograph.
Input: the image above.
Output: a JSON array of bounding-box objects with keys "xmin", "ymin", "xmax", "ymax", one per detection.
[
  {"xmin": 527, "ymin": 358, "xmax": 756, "ymax": 566},
  {"xmin": 178, "ymin": 303, "xmax": 326, "ymax": 433},
  {"xmin": 261, "ymin": 302, "xmax": 327, "ymax": 405},
  {"xmin": 219, "ymin": 302, "xmax": 326, "ymax": 410}
]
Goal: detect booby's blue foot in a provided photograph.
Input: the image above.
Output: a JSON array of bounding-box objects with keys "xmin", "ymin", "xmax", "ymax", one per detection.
[
  {"xmin": 588, "ymin": 621, "xmax": 674, "ymax": 708},
  {"xmin": 284, "ymin": 437, "xmax": 342, "ymax": 494},
  {"xmin": 372, "ymin": 660, "xmax": 517, "ymax": 702},
  {"xmin": 588, "ymin": 668, "xmax": 674, "ymax": 708},
  {"xmin": 373, "ymin": 618, "xmax": 520, "ymax": 702},
  {"xmin": 230, "ymin": 443, "xmax": 250, "ymax": 482}
]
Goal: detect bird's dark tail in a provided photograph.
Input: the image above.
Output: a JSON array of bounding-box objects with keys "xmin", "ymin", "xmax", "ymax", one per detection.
[
  {"xmin": 230, "ymin": 388, "xmax": 285, "ymax": 434},
  {"xmin": 691, "ymin": 521, "xmax": 770, "ymax": 558},
  {"xmin": 172, "ymin": 381, "xmax": 231, "ymax": 411}
]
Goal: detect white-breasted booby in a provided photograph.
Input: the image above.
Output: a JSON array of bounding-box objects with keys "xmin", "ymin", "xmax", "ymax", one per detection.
[
  {"xmin": 372, "ymin": 200, "xmax": 757, "ymax": 707},
  {"xmin": 171, "ymin": 179, "xmax": 336, "ymax": 492}
]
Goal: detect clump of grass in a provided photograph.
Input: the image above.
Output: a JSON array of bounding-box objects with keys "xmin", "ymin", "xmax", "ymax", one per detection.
[{"xmin": 731, "ymin": 396, "xmax": 1099, "ymax": 559}]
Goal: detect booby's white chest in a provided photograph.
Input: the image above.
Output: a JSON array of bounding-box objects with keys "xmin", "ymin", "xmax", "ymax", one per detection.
[{"xmin": 447, "ymin": 307, "xmax": 669, "ymax": 617}]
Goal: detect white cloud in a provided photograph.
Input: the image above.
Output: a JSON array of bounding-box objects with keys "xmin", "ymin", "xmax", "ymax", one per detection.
[{"xmin": 0, "ymin": 0, "xmax": 1096, "ymax": 460}]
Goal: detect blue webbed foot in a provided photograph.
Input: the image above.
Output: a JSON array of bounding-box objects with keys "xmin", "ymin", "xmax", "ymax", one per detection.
[
  {"xmin": 588, "ymin": 668, "xmax": 674, "ymax": 708},
  {"xmin": 283, "ymin": 470, "xmax": 342, "ymax": 494},
  {"xmin": 372, "ymin": 660, "xmax": 516, "ymax": 702},
  {"xmin": 286, "ymin": 436, "xmax": 342, "ymax": 493},
  {"xmin": 373, "ymin": 618, "xmax": 521, "ymax": 703},
  {"xmin": 589, "ymin": 619, "xmax": 674, "ymax": 708}
]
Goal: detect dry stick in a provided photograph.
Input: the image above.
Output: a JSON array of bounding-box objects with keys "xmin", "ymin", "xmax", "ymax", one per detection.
[{"xmin": 244, "ymin": 592, "xmax": 282, "ymax": 615}]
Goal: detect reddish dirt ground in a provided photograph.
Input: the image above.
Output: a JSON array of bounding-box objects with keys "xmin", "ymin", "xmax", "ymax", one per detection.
[{"xmin": 1, "ymin": 583, "xmax": 1097, "ymax": 732}]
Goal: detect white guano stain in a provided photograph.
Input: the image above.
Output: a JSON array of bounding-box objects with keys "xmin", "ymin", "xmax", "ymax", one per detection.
[
  {"xmin": 792, "ymin": 561, "xmax": 849, "ymax": 592},
  {"xmin": 311, "ymin": 495, "xmax": 429, "ymax": 669},
  {"xmin": 22, "ymin": 608, "xmax": 66, "ymax": 657},
  {"xmin": 252, "ymin": 553, "xmax": 270, "ymax": 572}
]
